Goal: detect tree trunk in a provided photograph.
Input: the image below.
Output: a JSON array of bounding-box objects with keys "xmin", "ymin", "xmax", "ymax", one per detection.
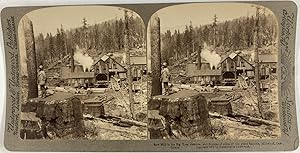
[
  {"xmin": 70, "ymin": 48, "xmax": 75, "ymax": 73},
  {"xmin": 254, "ymin": 7, "xmax": 263, "ymax": 119},
  {"xmin": 197, "ymin": 46, "xmax": 202, "ymax": 70},
  {"xmin": 22, "ymin": 16, "xmax": 38, "ymax": 99},
  {"xmin": 150, "ymin": 15, "xmax": 162, "ymax": 96},
  {"xmin": 124, "ymin": 10, "xmax": 135, "ymax": 119},
  {"xmin": 70, "ymin": 33, "xmax": 75, "ymax": 72}
]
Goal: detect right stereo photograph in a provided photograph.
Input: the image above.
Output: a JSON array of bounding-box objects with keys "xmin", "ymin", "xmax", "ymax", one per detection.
[{"xmin": 147, "ymin": 3, "xmax": 280, "ymax": 140}]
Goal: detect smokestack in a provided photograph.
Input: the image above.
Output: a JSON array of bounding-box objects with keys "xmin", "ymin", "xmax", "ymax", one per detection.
[
  {"xmin": 197, "ymin": 45, "xmax": 202, "ymax": 70},
  {"xmin": 71, "ymin": 48, "xmax": 75, "ymax": 72}
]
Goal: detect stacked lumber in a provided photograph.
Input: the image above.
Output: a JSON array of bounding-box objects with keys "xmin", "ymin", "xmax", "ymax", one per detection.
[
  {"xmin": 22, "ymin": 93, "xmax": 84, "ymax": 139},
  {"xmin": 208, "ymin": 98, "xmax": 232, "ymax": 116},
  {"xmin": 148, "ymin": 90, "xmax": 212, "ymax": 139},
  {"xmin": 83, "ymin": 94, "xmax": 114, "ymax": 117}
]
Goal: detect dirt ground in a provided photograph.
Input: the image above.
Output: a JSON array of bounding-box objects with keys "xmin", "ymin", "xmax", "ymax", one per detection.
[
  {"xmin": 103, "ymin": 80, "xmax": 148, "ymax": 122},
  {"xmin": 211, "ymin": 117, "xmax": 280, "ymax": 140},
  {"xmin": 84, "ymin": 118, "xmax": 147, "ymax": 140}
]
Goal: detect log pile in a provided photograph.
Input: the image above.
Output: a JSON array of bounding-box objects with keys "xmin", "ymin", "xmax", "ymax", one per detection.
[
  {"xmin": 21, "ymin": 92, "xmax": 84, "ymax": 139},
  {"xmin": 148, "ymin": 90, "xmax": 212, "ymax": 139}
]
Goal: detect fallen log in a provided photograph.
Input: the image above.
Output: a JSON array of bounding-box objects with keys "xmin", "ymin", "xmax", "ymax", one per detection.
[
  {"xmin": 55, "ymin": 87, "xmax": 68, "ymax": 92},
  {"xmin": 209, "ymin": 112, "xmax": 280, "ymax": 127},
  {"xmin": 102, "ymin": 115, "xmax": 147, "ymax": 127},
  {"xmin": 84, "ymin": 114, "xmax": 147, "ymax": 127},
  {"xmin": 89, "ymin": 88, "xmax": 107, "ymax": 93},
  {"xmin": 247, "ymin": 116, "xmax": 280, "ymax": 127}
]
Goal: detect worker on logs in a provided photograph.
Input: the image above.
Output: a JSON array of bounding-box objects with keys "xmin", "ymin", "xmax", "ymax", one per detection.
[
  {"xmin": 37, "ymin": 64, "xmax": 47, "ymax": 98},
  {"xmin": 161, "ymin": 62, "xmax": 170, "ymax": 96}
]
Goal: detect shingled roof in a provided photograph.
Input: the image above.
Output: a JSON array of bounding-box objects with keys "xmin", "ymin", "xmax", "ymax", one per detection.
[
  {"xmin": 130, "ymin": 56, "xmax": 146, "ymax": 65},
  {"xmin": 259, "ymin": 54, "xmax": 278, "ymax": 63}
]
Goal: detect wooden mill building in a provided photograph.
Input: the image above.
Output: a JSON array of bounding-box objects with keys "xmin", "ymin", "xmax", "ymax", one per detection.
[
  {"xmin": 130, "ymin": 56, "xmax": 147, "ymax": 80},
  {"xmin": 258, "ymin": 54, "xmax": 277, "ymax": 79},
  {"xmin": 218, "ymin": 52, "xmax": 254, "ymax": 85},
  {"xmin": 60, "ymin": 64, "xmax": 95, "ymax": 87},
  {"xmin": 185, "ymin": 51, "xmax": 222, "ymax": 86},
  {"xmin": 91, "ymin": 54, "xmax": 127, "ymax": 85}
]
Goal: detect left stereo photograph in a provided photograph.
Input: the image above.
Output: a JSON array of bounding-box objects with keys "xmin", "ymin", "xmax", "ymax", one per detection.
[{"xmin": 18, "ymin": 6, "xmax": 148, "ymax": 140}]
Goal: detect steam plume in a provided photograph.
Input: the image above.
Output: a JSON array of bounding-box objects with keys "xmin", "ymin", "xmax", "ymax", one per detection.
[
  {"xmin": 73, "ymin": 46, "xmax": 94, "ymax": 71},
  {"xmin": 200, "ymin": 43, "xmax": 221, "ymax": 69}
]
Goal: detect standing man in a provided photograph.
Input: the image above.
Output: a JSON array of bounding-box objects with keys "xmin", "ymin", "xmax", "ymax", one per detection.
[
  {"xmin": 161, "ymin": 62, "xmax": 170, "ymax": 96},
  {"xmin": 37, "ymin": 65, "xmax": 47, "ymax": 98}
]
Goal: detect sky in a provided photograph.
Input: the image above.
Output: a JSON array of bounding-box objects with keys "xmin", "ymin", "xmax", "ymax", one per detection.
[
  {"xmin": 156, "ymin": 3, "xmax": 271, "ymax": 33},
  {"xmin": 25, "ymin": 6, "xmax": 130, "ymax": 36}
]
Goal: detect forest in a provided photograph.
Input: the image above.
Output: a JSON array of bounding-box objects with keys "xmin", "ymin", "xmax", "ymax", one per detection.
[
  {"xmin": 34, "ymin": 16, "xmax": 145, "ymax": 67},
  {"xmin": 160, "ymin": 13, "xmax": 278, "ymax": 65}
]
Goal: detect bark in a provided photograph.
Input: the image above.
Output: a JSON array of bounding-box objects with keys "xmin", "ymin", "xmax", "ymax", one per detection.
[
  {"xmin": 150, "ymin": 15, "xmax": 162, "ymax": 96},
  {"xmin": 23, "ymin": 16, "xmax": 38, "ymax": 99},
  {"xmin": 148, "ymin": 90, "xmax": 212, "ymax": 139},
  {"xmin": 124, "ymin": 10, "xmax": 135, "ymax": 119},
  {"xmin": 254, "ymin": 7, "xmax": 263, "ymax": 119}
]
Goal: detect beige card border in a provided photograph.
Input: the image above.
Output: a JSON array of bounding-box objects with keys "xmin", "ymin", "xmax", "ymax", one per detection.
[{"xmin": 1, "ymin": 1, "xmax": 299, "ymax": 151}]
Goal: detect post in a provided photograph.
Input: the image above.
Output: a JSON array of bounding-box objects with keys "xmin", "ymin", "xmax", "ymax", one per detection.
[
  {"xmin": 124, "ymin": 10, "xmax": 135, "ymax": 119},
  {"xmin": 64, "ymin": 33, "xmax": 68, "ymax": 58},
  {"xmin": 197, "ymin": 45, "xmax": 202, "ymax": 70},
  {"xmin": 70, "ymin": 49, "xmax": 75, "ymax": 73},
  {"xmin": 254, "ymin": 6, "xmax": 263, "ymax": 119},
  {"xmin": 70, "ymin": 32, "xmax": 75, "ymax": 72},
  {"xmin": 106, "ymin": 62, "xmax": 109, "ymax": 87},
  {"xmin": 268, "ymin": 64, "xmax": 271, "ymax": 93},
  {"xmin": 23, "ymin": 16, "xmax": 38, "ymax": 99},
  {"xmin": 213, "ymin": 14, "xmax": 218, "ymax": 48},
  {"xmin": 150, "ymin": 14, "xmax": 162, "ymax": 96}
]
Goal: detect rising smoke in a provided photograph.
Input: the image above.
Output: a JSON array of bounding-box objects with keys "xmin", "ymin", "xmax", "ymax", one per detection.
[
  {"xmin": 73, "ymin": 46, "xmax": 94, "ymax": 71},
  {"xmin": 250, "ymin": 52, "xmax": 255, "ymax": 62},
  {"xmin": 200, "ymin": 43, "xmax": 221, "ymax": 69}
]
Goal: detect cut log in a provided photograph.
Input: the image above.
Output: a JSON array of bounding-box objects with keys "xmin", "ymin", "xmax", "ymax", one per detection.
[
  {"xmin": 209, "ymin": 112, "xmax": 280, "ymax": 127},
  {"xmin": 247, "ymin": 116, "xmax": 280, "ymax": 127},
  {"xmin": 55, "ymin": 87, "xmax": 68, "ymax": 92},
  {"xmin": 180, "ymin": 84, "xmax": 194, "ymax": 90},
  {"xmin": 102, "ymin": 115, "xmax": 147, "ymax": 127},
  {"xmin": 214, "ymin": 86, "xmax": 234, "ymax": 91},
  {"xmin": 89, "ymin": 88, "xmax": 107, "ymax": 93}
]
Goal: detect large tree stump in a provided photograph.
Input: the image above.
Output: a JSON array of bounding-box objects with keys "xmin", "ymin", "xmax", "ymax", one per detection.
[
  {"xmin": 21, "ymin": 92, "xmax": 84, "ymax": 139},
  {"xmin": 148, "ymin": 90, "xmax": 212, "ymax": 139}
]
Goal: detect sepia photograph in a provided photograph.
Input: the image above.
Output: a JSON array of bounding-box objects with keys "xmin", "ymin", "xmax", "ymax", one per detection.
[
  {"xmin": 18, "ymin": 6, "xmax": 147, "ymax": 140},
  {"xmin": 147, "ymin": 3, "xmax": 280, "ymax": 140},
  {"xmin": 1, "ymin": 1, "xmax": 299, "ymax": 152}
]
